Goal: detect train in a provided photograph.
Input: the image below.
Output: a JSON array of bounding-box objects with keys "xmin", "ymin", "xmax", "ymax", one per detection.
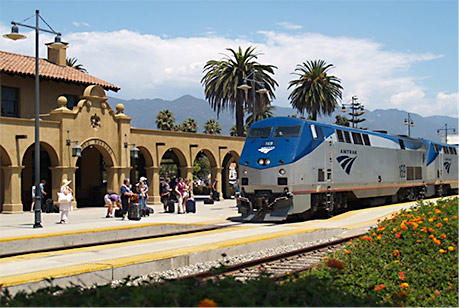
[{"xmin": 236, "ymin": 117, "xmax": 458, "ymax": 222}]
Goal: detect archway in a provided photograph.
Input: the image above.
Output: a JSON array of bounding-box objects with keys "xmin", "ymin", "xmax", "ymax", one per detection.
[
  {"xmin": 21, "ymin": 142, "xmax": 59, "ymax": 211},
  {"xmin": 0, "ymin": 146, "xmax": 12, "ymax": 211},
  {"xmin": 222, "ymin": 151, "xmax": 240, "ymax": 199},
  {"xmin": 75, "ymin": 145, "xmax": 114, "ymax": 207},
  {"xmin": 130, "ymin": 146, "xmax": 153, "ymax": 185},
  {"xmin": 159, "ymin": 148, "xmax": 187, "ymax": 188},
  {"xmin": 192, "ymin": 149, "xmax": 217, "ymax": 196}
]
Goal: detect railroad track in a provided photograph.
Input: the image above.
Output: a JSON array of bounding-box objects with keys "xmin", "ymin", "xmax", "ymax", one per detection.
[{"xmin": 178, "ymin": 234, "xmax": 362, "ymax": 282}]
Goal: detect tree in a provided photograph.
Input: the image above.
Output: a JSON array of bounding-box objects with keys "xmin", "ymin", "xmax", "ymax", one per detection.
[
  {"xmin": 179, "ymin": 117, "xmax": 199, "ymax": 133},
  {"xmin": 288, "ymin": 60, "xmax": 343, "ymax": 121},
  {"xmin": 246, "ymin": 105, "xmax": 275, "ymax": 126},
  {"xmin": 230, "ymin": 124, "xmax": 248, "ymax": 137},
  {"xmin": 335, "ymin": 115, "xmax": 350, "ymax": 127},
  {"xmin": 66, "ymin": 57, "xmax": 87, "ymax": 73},
  {"xmin": 155, "ymin": 109, "xmax": 176, "ymax": 131},
  {"xmin": 201, "ymin": 46, "xmax": 278, "ymax": 136},
  {"xmin": 203, "ymin": 119, "xmax": 222, "ymax": 135}
]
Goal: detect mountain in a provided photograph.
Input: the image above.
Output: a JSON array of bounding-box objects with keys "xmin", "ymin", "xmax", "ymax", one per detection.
[{"xmin": 107, "ymin": 95, "xmax": 458, "ymax": 142}]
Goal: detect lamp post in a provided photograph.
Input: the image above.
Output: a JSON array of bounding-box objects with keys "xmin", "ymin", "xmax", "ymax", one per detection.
[
  {"xmin": 404, "ymin": 113, "xmax": 415, "ymax": 137},
  {"xmin": 237, "ymin": 68, "xmax": 268, "ymax": 124},
  {"xmin": 3, "ymin": 10, "xmax": 65, "ymax": 228},
  {"xmin": 436, "ymin": 124, "xmax": 456, "ymax": 144},
  {"xmin": 341, "ymin": 96, "xmax": 365, "ymax": 128}
]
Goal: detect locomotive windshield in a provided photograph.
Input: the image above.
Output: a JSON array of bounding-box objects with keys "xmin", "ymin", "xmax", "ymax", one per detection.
[
  {"xmin": 273, "ymin": 125, "xmax": 301, "ymax": 137},
  {"xmin": 248, "ymin": 127, "xmax": 272, "ymax": 138}
]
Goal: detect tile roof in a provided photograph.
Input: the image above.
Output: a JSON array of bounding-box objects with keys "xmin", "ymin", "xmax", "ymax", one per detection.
[{"xmin": 0, "ymin": 50, "xmax": 120, "ymax": 92}]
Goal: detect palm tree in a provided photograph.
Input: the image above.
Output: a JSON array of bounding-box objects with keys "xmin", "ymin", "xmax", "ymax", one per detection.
[
  {"xmin": 203, "ymin": 119, "xmax": 222, "ymax": 135},
  {"xmin": 201, "ymin": 46, "xmax": 278, "ymax": 136},
  {"xmin": 335, "ymin": 115, "xmax": 350, "ymax": 127},
  {"xmin": 230, "ymin": 124, "xmax": 248, "ymax": 137},
  {"xmin": 155, "ymin": 109, "xmax": 176, "ymax": 130},
  {"xmin": 288, "ymin": 60, "xmax": 343, "ymax": 121},
  {"xmin": 179, "ymin": 117, "xmax": 199, "ymax": 133},
  {"xmin": 246, "ymin": 105, "xmax": 275, "ymax": 126},
  {"xmin": 66, "ymin": 57, "xmax": 88, "ymax": 73}
]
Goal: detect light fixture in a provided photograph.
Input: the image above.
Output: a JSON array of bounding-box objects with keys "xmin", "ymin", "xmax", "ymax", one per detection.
[
  {"xmin": 341, "ymin": 106, "xmax": 347, "ymax": 113},
  {"xmin": 256, "ymin": 83, "xmax": 268, "ymax": 94},
  {"xmin": 237, "ymin": 79, "xmax": 251, "ymax": 91},
  {"xmin": 257, "ymin": 158, "xmax": 265, "ymax": 165},
  {"xmin": 264, "ymin": 158, "xmax": 271, "ymax": 165},
  {"xmin": 124, "ymin": 141, "xmax": 139, "ymax": 158},
  {"xmin": 3, "ymin": 24, "xmax": 26, "ymax": 40},
  {"xmin": 48, "ymin": 33, "xmax": 66, "ymax": 49},
  {"xmin": 66, "ymin": 131, "xmax": 82, "ymax": 157},
  {"xmin": 279, "ymin": 169, "xmax": 286, "ymax": 175}
]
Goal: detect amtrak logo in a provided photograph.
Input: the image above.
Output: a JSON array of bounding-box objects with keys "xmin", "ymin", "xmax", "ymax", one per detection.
[
  {"xmin": 258, "ymin": 140, "xmax": 276, "ymax": 154},
  {"xmin": 444, "ymin": 161, "xmax": 451, "ymax": 174},
  {"xmin": 337, "ymin": 155, "xmax": 357, "ymax": 175}
]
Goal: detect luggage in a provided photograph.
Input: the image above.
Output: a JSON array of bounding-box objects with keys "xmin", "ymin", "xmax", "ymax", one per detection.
[
  {"xmin": 147, "ymin": 206, "xmax": 154, "ymax": 214},
  {"xmin": 185, "ymin": 199, "xmax": 196, "ymax": 213},
  {"xmin": 45, "ymin": 199, "xmax": 59, "ymax": 213},
  {"xmin": 213, "ymin": 191, "xmax": 220, "ymax": 201},
  {"xmin": 114, "ymin": 208, "xmax": 123, "ymax": 217},
  {"xmin": 141, "ymin": 207, "xmax": 150, "ymax": 217},
  {"xmin": 128, "ymin": 203, "xmax": 141, "ymax": 220},
  {"xmin": 166, "ymin": 200, "xmax": 175, "ymax": 213},
  {"xmin": 204, "ymin": 198, "xmax": 214, "ymax": 205}
]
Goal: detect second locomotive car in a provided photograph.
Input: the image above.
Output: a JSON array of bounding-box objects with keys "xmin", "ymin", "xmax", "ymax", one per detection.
[{"xmin": 237, "ymin": 117, "xmax": 458, "ymax": 222}]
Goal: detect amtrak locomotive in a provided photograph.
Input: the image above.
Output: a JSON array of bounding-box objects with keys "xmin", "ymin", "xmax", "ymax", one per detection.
[{"xmin": 237, "ymin": 117, "xmax": 458, "ymax": 222}]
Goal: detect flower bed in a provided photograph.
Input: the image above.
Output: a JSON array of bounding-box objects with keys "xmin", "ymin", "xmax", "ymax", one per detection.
[{"xmin": 1, "ymin": 198, "xmax": 457, "ymax": 307}]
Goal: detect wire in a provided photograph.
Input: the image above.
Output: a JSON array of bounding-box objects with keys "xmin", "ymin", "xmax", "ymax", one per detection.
[
  {"xmin": 39, "ymin": 14, "xmax": 58, "ymax": 34},
  {"xmin": 20, "ymin": 14, "xmax": 35, "ymax": 24}
]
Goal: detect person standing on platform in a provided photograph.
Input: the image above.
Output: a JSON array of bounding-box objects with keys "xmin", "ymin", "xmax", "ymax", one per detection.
[
  {"xmin": 161, "ymin": 177, "xmax": 172, "ymax": 212},
  {"xmin": 30, "ymin": 183, "xmax": 36, "ymax": 212},
  {"xmin": 39, "ymin": 179, "xmax": 47, "ymax": 205},
  {"xmin": 120, "ymin": 178, "xmax": 133, "ymax": 221},
  {"xmin": 211, "ymin": 178, "xmax": 219, "ymax": 201},
  {"xmin": 174, "ymin": 177, "xmax": 185, "ymax": 214},
  {"xmin": 137, "ymin": 176, "xmax": 148, "ymax": 209},
  {"xmin": 58, "ymin": 179, "xmax": 73, "ymax": 224}
]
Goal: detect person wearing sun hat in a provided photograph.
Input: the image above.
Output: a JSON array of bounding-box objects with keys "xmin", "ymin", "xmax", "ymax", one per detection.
[{"xmin": 58, "ymin": 179, "xmax": 73, "ymax": 224}]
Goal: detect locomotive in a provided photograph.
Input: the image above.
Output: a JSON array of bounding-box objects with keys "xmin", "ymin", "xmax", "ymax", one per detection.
[{"xmin": 237, "ymin": 117, "xmax": 458, "ymax": 222}]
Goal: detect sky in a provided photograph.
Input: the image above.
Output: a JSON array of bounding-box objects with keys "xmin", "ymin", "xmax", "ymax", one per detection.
[{"xmin": 0, "ymin": 0, "xmax": 458, "ymax": 117}]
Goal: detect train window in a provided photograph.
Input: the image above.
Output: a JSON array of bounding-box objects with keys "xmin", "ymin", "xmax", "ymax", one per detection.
[
  {"xmin": 452, "ymin": 147, "xmax": 457, "ymax": 155},
  {"xmin": 407, "ymin": 166, "xmax": 414, "ymax": 180},
  {"xmin": 352, "ymin": 132, "xmax": 363, "ymax": 145},
  {"xmin": 343, "ymin": 131, "xmax": 352, "ymax": 143},
  {"xmin": 362, "ymin": 134, "xmax": 371, "ymax": 146},
  {"xmin": 336, "ymin": 129, "xmax": 344, "ymax": 142},
  {"xmin": 443, "ymin": 146, "xmax": 449, "ymax": 154},
  {"xmin": 318, "ymin": 169, "xmax": 325, "ymax": 182},
  {"xmin": 399, "ymin": 139, "xmax": 405, "ymax": 150},
  {"xmin": 434, "ymin": 144, "xmax": 439, "ymax": 153},
  {"xmin": 274, "ymin": 125, "xmax": 301, "ymax": 137},
  {"xmin": 248, "ymin": 127, "xmax": 272, "ymax": 138},
  {"xmin": 310, "ymin": 124, "xmax": 318, "ymax": 139},
  {"xmin": 415, "ymin": 167, "xmax": 422, "ymax": 180}
]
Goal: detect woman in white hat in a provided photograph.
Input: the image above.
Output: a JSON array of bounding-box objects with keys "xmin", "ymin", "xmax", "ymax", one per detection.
[{"xmin": 58, "ymin": 179, "xmax": 73, "ymax": 224}]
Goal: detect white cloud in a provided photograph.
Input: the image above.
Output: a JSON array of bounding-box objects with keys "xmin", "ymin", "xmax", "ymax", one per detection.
[
  {"xmin": 72, "ymin": 21, "xmax": 90, "ymax": 27},
  {"xmin": 0, "ymin": 23, "xmax": 454, "ymax": 117},
  {"xmin": 276, "ymin": 22, "xmax": 302, "ymax": 30}
]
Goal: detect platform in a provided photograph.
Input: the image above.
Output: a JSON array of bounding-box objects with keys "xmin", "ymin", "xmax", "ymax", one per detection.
[{"xmin": 0, "ymin": 197, "xmax": 441, "ymax": 294}]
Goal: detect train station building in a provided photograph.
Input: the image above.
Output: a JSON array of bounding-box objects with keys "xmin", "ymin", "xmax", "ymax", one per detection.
[{"xmin": 0, "ymin": 45, "xmax": 243, "ymax": 213}]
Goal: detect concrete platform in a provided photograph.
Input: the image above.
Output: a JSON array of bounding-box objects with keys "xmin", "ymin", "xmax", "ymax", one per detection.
[{"xmin": 0, "ymin": 197, "xmax": 443, "ymax": 294}]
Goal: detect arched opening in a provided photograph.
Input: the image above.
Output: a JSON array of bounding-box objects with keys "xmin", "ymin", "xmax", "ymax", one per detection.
[
  {"xmin": 222, "ymin": 151, "xmax": 240, "ymax": 199},
  {"xmin": 130, "ymin": 147, "xmax": 153, "ymax": 185},
  {"xmin": 159, "ymin": 148, "xmax": 187, "ymax": 188},
  {"xmin": 192, "ymin": 149, "xmax": 217, "ymax": 196},
  {"xmin": 0, "ymin": 146, "xmax": 12, "ymax": 211},
  {"xmin": 75, "ymin": 145, "xmax": 114, "ymax": 207},
  {"xmin": 21, "ymin": 142, "xmax": 59, "ymax": 211}
]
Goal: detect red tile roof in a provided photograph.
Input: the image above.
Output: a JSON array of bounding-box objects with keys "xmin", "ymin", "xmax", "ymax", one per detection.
[{"xmin": 0, "ymin": 50, "xmax": 120, "ymax": 92}]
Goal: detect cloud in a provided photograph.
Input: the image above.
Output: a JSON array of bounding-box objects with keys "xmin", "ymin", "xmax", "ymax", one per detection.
[
  {"xmin": 276, "ymin": 22, "xmax": 302, "ymax": 30},
  {"xmin": 72, "ymin": 21, "xmax": 90, "ymax": 27},
  {"xmin": 0, "ymin": 23, "xmax": 454, "ymax": 117}
]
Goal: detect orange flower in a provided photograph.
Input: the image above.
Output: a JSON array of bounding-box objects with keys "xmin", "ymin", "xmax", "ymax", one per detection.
[
  {"xmin": 401, "ymin": 224, "xmax": 408, "ymax": 231},
  {"xmin": 392, "ymin": 227, "xmax": 397, "ymax": 232},
  {"xmin": 374, "ymin": 283, "xmax": 386, "ymax": 291},
  {"xmin": 435, "ymin": 208, "xmax": 442, "ymax": 214},
  {"xmin": 434, "ymin": 239, "xmax": 441, "ymax": 245},
  {"xmin": 377, "ymin": 234, "xmax": 382, "ymax": 240},
  {"xmin": 393, "ymin": 249, "xmax": 400, "ymax": 257},
  {"xmin": 443, "ymin": 217, "xmax": 448, "ymax": 222},
  {"xmin": 327, "ymin": 259, "xmax": 345, "ymax": 270},
  {"xmin": 399, "ymin": 271, "xmax": 405, "ymax": 281},
  {"xmin": 398, "ymin": 290, "xmax": 409, "ymax": 298},
  {"xmin": 428, "ymin": 228, "xmax": 434, "ymax": 232},
  {"xmin": 448, "ymin": 246, "xmax": 454, "ymax": 251},
  {"xmin": 394, "ymin": 260, "xmax": 400, "ymax": 263},
  {"xmin": 434, "ymin": 290, "xmax": 440, "ymax": 295},
  {"xmin": 429, "ymin": 234, "xmax": 435, "ymax": 239},
  {"xmin": 441, "ymin": 233, "xmax": 446, "ymax": 239},
  {"xmin": 395, "ymin": 231, "xmax": 401, "ymax": 238},
  {"xmin": 198, "ymin": 298, "xmax": 217, "ymax": 307},
  {"xmin": 439, "ymin": 249, "xmax": 447, "ymax": 253},
  {"xmin": 436, "ymin": 223, "xmax": 443, "ymax": 228},
  {"xmin": 428, "ymin": 218, "xmax": 434, "ymax": 222},
  {"xmin": 400, "ymin": 282, "xmax": 409, "ymax": 289},
  {"xmin": 345, "ymin": 250, "xmax": 350, "ymax": 254}
]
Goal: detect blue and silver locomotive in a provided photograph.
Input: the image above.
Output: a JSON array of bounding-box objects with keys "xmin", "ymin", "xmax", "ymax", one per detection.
[{"xmin": 237, "ymin": 117, "xmax": 458, "ymax": 222}]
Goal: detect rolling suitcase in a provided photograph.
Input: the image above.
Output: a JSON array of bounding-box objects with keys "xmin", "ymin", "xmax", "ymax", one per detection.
[
  {"xmin": 128, "ymin": 203, "xmax": 141, "ymax": 220},
  {"xmin": 141, "ymin": 207, "xmax": 150, "ymax": 217},
  {"xmin": 204, "ymin": 198, "xmax": 214, "ymax": 205},
  {"xmin": 185, "ymin": 199, "xmax": 196, "ymax": 213},
  {"xmin": 114, "ymin": 208, "xmax": 123, "ymax": 217},
  {"xmin": 166, "ymin": 200, "xmax": 175, "ymax": 213}
]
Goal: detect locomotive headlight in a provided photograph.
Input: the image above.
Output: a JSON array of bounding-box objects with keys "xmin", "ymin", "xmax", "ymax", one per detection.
[
  {"xmin": 243, "ymin": 169, "xmax": 248, "ymax": 175},
  {"xmin": 257, "ymin": 158, "xmax": 265, "ymax": 165},
  {"xmin": 264, "ymin": 158, "xmax": 271, "ymax": 165},
  {"xmin": 279, "ymin": 168, "xmax": 286, "ymax": 175}
]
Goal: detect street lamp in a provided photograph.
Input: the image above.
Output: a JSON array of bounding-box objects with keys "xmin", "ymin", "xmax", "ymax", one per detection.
[
  {"xmin": 66, "ymin": 131, "xmax": 82, "ymax": 158},
  {"xmin": 403, "ymin": 113, "xmax": 415, "ymax": 137},
  {"xmin": 436, "ymin": 124, "xmax": 456, "ymax": 144},
  {"xmin": 341, "ymin": 96, "xmax": 365, "ymax": 128},
  {"xmin": 237, "ymin": 68, "xmax": 269, "ymax": 124},
  {"xmin": 3, "ymin": 10, "xmax": 65, "ymax": 228}
]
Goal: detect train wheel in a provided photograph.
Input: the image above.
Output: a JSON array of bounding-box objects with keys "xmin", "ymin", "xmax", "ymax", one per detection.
[{"xmin": 299, "ymin": 210, "xmax": 312, "ymax": 220}]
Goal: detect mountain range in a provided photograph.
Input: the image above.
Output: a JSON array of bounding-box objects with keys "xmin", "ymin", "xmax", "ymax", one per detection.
[{"xmin": 107, "ymin": 95, "xmax": 458, "ymax": 143}]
